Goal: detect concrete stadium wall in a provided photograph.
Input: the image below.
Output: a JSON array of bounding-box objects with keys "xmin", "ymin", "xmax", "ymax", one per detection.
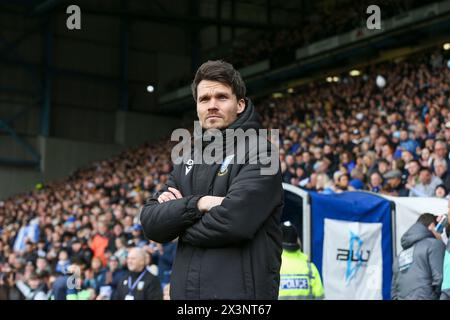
[
  {"xmin": 115, "ymin": 110, "xmax": 181, "ymax": 148},
  {"xmin": 0, "ymin": 135, "xmax": 123, "ymax": 199},
  {"xmin": 0, "ymin": 167, "xmax": 43, "ymax": 201},
  {"xmin": 0, "ymin": 109, "xmax": 183, "ymax": 200}
]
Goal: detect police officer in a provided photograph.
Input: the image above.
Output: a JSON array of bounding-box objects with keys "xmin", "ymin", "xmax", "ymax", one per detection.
[
  {"xmin": 278, "ymin": 221, "xmax": 324, "ymax": 300},
  {"xmin": 113, "ymin": 247, "xmax": 162, "ymax": 300}
]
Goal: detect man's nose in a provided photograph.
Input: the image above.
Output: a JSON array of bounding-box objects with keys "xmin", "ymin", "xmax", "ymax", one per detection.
[{"xmin": 207, "ymin": 99, "xmax": 219, "ymax": 111}]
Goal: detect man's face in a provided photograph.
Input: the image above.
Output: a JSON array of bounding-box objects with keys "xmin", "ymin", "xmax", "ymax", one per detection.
[
  {"xmin": 445, "ymin": 128, "xmax": 450, "ymax": 142},
  {"xmin": 196, "ymin": 80, "xmax": 245, "ymax": 130},
  {"xmin": 400, "ymin": 130, "xmax": 408, "ymax": 141},
  {"xmin": 435, "ymin": 143, "xmax": 447, "ymax": 159},
  {"xmin": 127, "ymin": 249, "xmax": 145, "ymax": 272},
  {"xmin": 408, "ymin": 162, "xmax": 419, "ymax": 175},
  {"xmin": 402, "ymin": 151, "xmax": 414, "ymax": 163},
  {"xmin": 97, "ymin": 222, "xmax": 107, "ymax": 235},
  {"xmin": 388, "ymin": 177, "xmax": 401, "ymax": 188},
  {"xmin": 109, "ymin": 259, "xmax": 118, "ymax": 271},
  {"xmin": 36, "ymin": 258, "xmax": 47, "ymax": 270},
  {"xmin": 435, "ymin": 163, "xmax": 446, "ymax": 177},
  {"xmin": 370, "ymin": 173, "xmax": 382, "ymax": 187},
  {"xmin": 29, "ymin": 278, "xmax": 40, "ymax": 290},
  {"xmin": 71, "ymin": 242, "xmax": 81, "ymax": 252},
  {"xmin": 419, "ymin": 170, "xmax": 432, "ymax": 184}
]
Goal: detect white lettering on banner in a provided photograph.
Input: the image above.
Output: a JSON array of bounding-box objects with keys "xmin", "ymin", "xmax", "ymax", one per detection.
[{"xmin": 322, "ymin": 218, "xmax": 383, "ymax": 299}]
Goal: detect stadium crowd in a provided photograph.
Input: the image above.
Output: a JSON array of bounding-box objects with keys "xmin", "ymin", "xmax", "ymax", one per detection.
[
  {"xmin": 165, "ymin": 0, "xmax": 433, "ymax": 91},
  {"xmin": 0, "ymin": 46, "xmax": 449, "ymax": 299},
  {"xmin": 227, "ymin": 0, "xmax": 428, "ymax": 68}
]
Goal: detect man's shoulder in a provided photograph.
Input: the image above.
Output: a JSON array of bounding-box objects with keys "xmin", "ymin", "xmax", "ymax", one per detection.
[{"xmin": 419, "ymin": 237, "xmax": 445, "ymax": 251}]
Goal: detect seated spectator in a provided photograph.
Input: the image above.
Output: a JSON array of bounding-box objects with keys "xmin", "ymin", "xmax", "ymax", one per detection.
[
  {"xmin": 90, "ymin": 221, "xmax": 109, "ymax": 267},
  {"xmin": 383, "ymin": 170, "xmax": 409, "ymax": 197},
  {"xmin": 434, "ymin": 159, "xmax": 450, "ymax": 191},
  {"xmin": 435, "ymin": 184, "xmax": 449, "ymax": 199},
  {"xmin": 16, "ymin": 272, "xmax": 48, "ymax": 300},
  {"xmin": 334, "ymin": 173, "xmax": 355, "ymax": 193},
  {"xmin": 96, "ymin": 255, "xmax": 126, "ymax": 300},
  {"xmin": 369, "ymin": 172, "xmax": 384, "ymax": 193},
  {"xmin": 55, "ymin": 250, "xmax": 70, "ymax": 274},
  {"xmin": 409, "ymin": 167, "xmax": 443, "ymax": 197},
  {"xmin": 83, "ymin": 257, "xmax": 107, "ymax": 293},
  {"xmin": 113, "ymin": 247, "xmax": 162, "ymax": 300}
]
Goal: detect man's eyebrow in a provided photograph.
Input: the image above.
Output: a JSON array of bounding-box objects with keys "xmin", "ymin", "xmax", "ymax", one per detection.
[
  {"xmin": 214, "ymin": 91, "xmax": 230, "ymax": 96},
  {"xmin": 198, "ymin": 93, "xmax": 210, "ymax": 100},
  {"xmin": 198, "ymin": 91, "xmax": 230, "ymax": 100}
]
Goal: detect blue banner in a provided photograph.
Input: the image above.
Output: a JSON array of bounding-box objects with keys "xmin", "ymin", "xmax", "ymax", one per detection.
[{"xmin": 310, "ymin": 191, "xmax": 393, "ymax": 300}]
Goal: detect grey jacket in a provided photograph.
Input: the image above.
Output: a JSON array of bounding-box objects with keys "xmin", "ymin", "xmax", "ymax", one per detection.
[{"xmin": 391, "ymin": 222, "xmax": 445, "ymax": 300}]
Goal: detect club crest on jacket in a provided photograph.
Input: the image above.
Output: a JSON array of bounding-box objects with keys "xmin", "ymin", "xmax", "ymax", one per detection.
[{"xmin": 218, "ymin": 154, "xmax": 234, "ymax": 176}]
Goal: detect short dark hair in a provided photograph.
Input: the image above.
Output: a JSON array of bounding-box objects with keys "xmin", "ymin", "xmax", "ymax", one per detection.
[
  {"xmin": 191, "ymin": 60, "xmax": 246, "ymax": 102},
  {"xmin": 417, "ymin": 213, "xmax": 437, "ymax": 227},
  {"xmin": 419, "ymin": 167, "xmax": 432, "ymax": 174}
]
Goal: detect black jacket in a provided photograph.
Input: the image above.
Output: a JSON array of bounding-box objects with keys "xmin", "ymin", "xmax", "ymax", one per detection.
[
  {"xmin": 113, "ymin": 269, "xmax": 162, "ymax": 300},
  {"xmin": 140, "ymin": 99, "xmax": 284, "ymax": 299}
]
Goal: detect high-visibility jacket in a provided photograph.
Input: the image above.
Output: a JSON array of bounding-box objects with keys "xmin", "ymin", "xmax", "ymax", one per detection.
[{"xmin": 278, "ymin": 250, "xmax": 324, "ymax": 300}]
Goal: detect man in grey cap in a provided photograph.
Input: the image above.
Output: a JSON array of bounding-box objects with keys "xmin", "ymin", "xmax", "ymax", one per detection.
[{"xmin": 383, "ymin": 169, "xmax": 408, "ymax": 196}]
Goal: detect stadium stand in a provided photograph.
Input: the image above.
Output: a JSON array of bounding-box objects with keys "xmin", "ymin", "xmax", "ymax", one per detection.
[{"xmin": 1, "ymin": 44, "xmax": 450, "ymax": 299}]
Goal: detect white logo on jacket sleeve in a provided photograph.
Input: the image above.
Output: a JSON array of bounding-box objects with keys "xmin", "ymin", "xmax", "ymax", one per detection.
[{"xmin": 185, "ymin": 159, "xmax": 194, "ymax": 175}]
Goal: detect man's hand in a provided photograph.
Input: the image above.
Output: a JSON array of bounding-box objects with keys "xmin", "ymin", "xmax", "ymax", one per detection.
[
  {"xmin": 158, "ymin": 187, "xmax": 183, "ymax": 203},
  {"xmin": 197, "ymin": 196, "xmax": 225, "ymax": 213}
]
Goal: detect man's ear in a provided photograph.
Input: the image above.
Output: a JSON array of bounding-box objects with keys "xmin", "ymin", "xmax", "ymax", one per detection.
[{"xmin": 237, "ymin": 99, "xmax": 246, "ymax": 115}]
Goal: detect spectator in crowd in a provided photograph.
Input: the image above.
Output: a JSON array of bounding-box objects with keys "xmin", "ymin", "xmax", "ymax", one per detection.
[
  {"xmin": 392, "ymin": 213, "xmax": 445, "ymax": 300},
  {"xmin": 434, "ymin": 159, "xmax": 450, "ymax": 190},
  {"xmin": 0, "ymin": 267, "xmax": 24, "ymax": 300},
  {"xmin": 55, "ymin": 250, "xmax": 70, "ymax": 274},
  {"xmin": 95, "ymin": 255, "xmax": 125, "ymax": 300},
  {"xmin": 90, "ymin": 221, "xmax": 110, "ymax": 267},
  {"xmin": 369, "ymin": 172, "xmax": 384, "ymax": 193},
  {"xmin": 68, "ymin": 238, "xmax": 93, "ymax": 267},
  {"xmin": 83, "ymin": 257, "xmax": 107, "ymax": 294},
  {"xmin": 16, "ymin": 272, "xmax": 48, "ymax": 300},
  {"xmin": 382, "ymin": 170, "xmax": 409, "ymax": 197},
  {"xmin": 35, "ymin": 256, "xmax": 51, "ymax": 275},
  {"xmin": 409, "ymin": 167, "xmax": 443, "ymax": 197},
  {"xmin": 113, "ymin": 247, "xmax": 162, "ymax": 300},
  {"xmin": 154, "ymin": 241, "xmax": 177, "ymax": 289},
  {"xmin": 128, "ymin": 224, "xmax": 148, "ymax": 248},
  {"xmin": 113, "ymin": 237, "xmax": 128, "ymax": 267},
  {"xmin": 334, "ymin": 173, "xmax": 355, "ymax": 193},
  {"xmin": 435, "ymin": 185, "xmax": 449, "ymax": 199}
]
